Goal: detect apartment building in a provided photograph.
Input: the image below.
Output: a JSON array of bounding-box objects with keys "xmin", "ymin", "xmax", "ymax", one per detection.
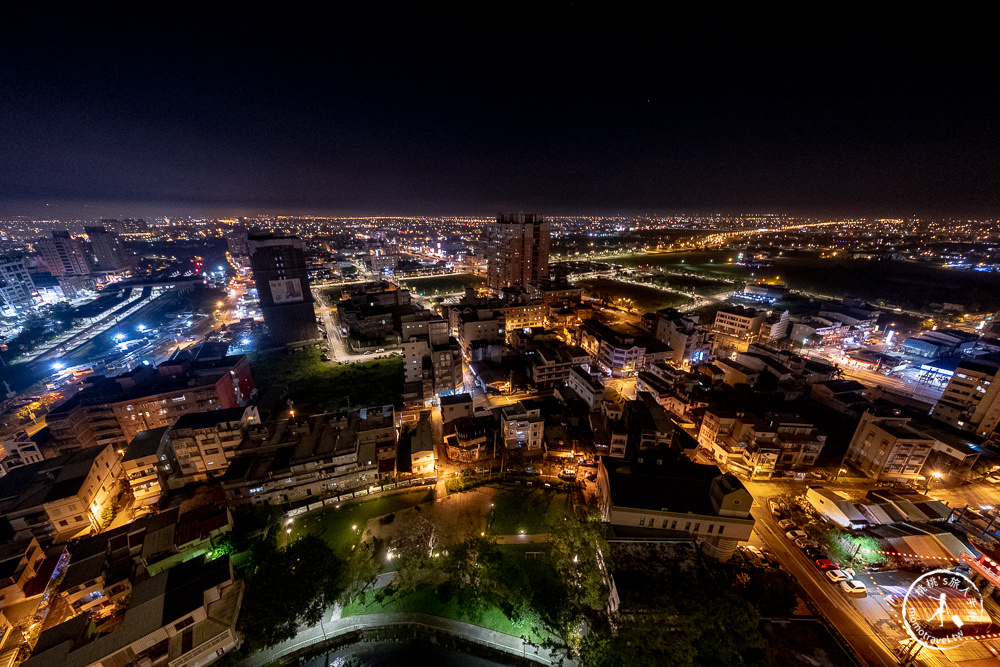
[
  {"xmin": 220, "ymin": 408, "xmax": 394, "ymax": 506},
  {"xmin": 500, "ymin": 400, "xmax": 545, "ymax": 454},
  {"xmin": 0, "ymin": 444, "xmax": 122, "ymax": 542},
  {"xmin": 25, "ymin": 557, "xmax": 243, "ymax": 667},
  {"xmin": 931, "ymin": 359, "xmax": 1000, "ymax": 439},
  {"xmin": 47, "ymin": 354, "xmax": 254, "ymax": 451},
  {"xmin": 846, "ymin": 411, "xmax": 935, "ymax": 482},
  {"xmin": 530, "ymin": 341, "xmax": 591, "ymax": 388},
  {"xmin": 597, "ymin": 457, "xmax": 755, "ymax": 561},
  {"xmin": 164, "ymin": 406, "xmax": 260, "ymax": 486}
]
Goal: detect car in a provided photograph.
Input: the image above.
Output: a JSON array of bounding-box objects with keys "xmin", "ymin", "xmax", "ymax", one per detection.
[
  {"xmin": 887, "ymin": 594, "xmax": 904, "ymax": 608},
  {"xmin": 814, "ymin": 558, "xmax": 839, "ymax": 571},
  {"xmin": 825, "ymin": 569, "xmax": 850, "ymax": 583},
  {"xmin": 840, "ymin": 580, "xmax": 867, "ymax": 597},
  {"xmin": 803, "ymin": 546, "xmax": 826, "ymax": 560},
  {"xmin": 778, "ymin": 519, "xmax": 797, "ymax": 531},
  {"xmin": 785, "ymin": 530, "xmax": 808, "ymax": 541},
  {"xmin": 760, "ymin": 548, "xmax": 781, "ymax": 567},
  {"xmin": 769, "ymin": 500, "xmax": 783, "ymax": 517},
  {"xmin": 739, "ymin": 545, "xmax": 765, "ymax": 566},
  {"xmin": 794, "ymin": 537, "xmax": 819, "ymax": 550}
]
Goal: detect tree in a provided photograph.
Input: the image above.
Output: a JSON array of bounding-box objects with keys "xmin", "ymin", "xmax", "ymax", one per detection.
[
  {"xmin": 338, "ymin": 538, "xmax": 382, "ymax": 603},
  {"xmin": 736, "ymin": 570, "xmax": 798, "ymax": 618},
  {"xmin": 238, "ymin": 535, "xmax": 345, "ymax": 650}
]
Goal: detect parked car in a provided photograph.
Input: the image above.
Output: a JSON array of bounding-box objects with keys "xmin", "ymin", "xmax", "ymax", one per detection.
[
  {"xmin": 739, "ymin": 545, "xmax": 765, "ymax": 566},
  {"xmin": 778, "ymin": 519, "xmax": 797, "ymax": 531},
  {"xmin": 825, "ymin": 569, "xmax": 850, "ymax": 583},
  {"xmin": 769, "ymin": 500, "xmax": 783, "ymax": 517},
  {"xmin": 785, "ymin": 530, "xmax": 808, "ymax": 541},
  {"xmin": 761, "ymin": 548, "xmax": 781, "ymax": 568},
  {"xmin": 803, "ymin": 546, "xmax": 827, "ymax": 560},
  {"xmin": 795, "ymin": 537, "xmax": 819, "ymax": 550},
  {"xmin": 840, "ymin": 580, "xmax": 867, "ymax": 597},
  {"xmin": 814, "ymin": 558, "xmax": 839, "ymax": 571}
]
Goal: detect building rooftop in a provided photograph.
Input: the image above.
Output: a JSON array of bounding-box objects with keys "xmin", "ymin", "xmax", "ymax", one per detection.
[
  {"xmin": 601, "ymin": 456, "xmax": 742, "ymax": 517},
  {"xmin": 0, "ymin": 446, "xmax": 109, "ymax": 515},
  {"xmin": 170, "ymin": 406, "xmax": 249, "ymax": 431},
  {"xmin": 123, "ymin": 426, "xmax": 168, "ymax": 462}
]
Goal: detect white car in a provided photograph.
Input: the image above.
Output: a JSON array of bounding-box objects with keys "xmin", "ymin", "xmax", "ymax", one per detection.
[
  {"xmin": 825, "ymin": 569, "xmax": 849, "ymax": 583},
  {"xmin": 777, "ymin": 519, "xmax": 796, "ymax": 531},
  {"xmin": 785, "ymin": 530, "xmax": 808, "ymax": 541},
  {"xmin": 840, "ymin": 580, "xmax": 867, "ymax": 597}
]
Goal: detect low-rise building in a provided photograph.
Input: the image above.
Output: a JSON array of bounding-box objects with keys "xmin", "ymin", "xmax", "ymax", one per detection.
[
  {"xmin": 0, "ymin": 537, "xmax": 48, "ymax": 611},
  {"xmin": 24, "ymin": 556, "xmax": 243, "ymax": 667},
  {"xmin": 530, "ymin": 341, "xmax": 590, "ymax": 388},
  {"xmin": 444, "ymin": 415, "xmax": 496, "ymax": 463},
  {"xmin": 500, "ymin": 400, "xmax": 545, "ymax": 455},
  {"xmin": 121, "ymin": 427, "xmax": 168, "ymax": 510},
  {"xmin": 220, "ymin": 409, "xmax": 391, "ymax": 506},
  {"xmin": 0, "ymin": 431, "xmax": 45, "ymax": 476},
  {"xmin": 0, "ymin": 444, "xmax": 122, "ymax": 542},
  {"xmin": 564, "ymin": 366, "xmax": 606, "ymax": 410},
  {"xmin": 440, "ymin": 393, "xmax": 474, "ymax": 424},
  {"xmin": 597, "ymin": 457, "xmax": 755, "ymax": 561},
  {"xmin": 846, "ymin": 410, "xmax": 935, "ymax": 482},
  {"xmin": 164, "ymin": 406, "xmax": 260, "ymax": 487}
]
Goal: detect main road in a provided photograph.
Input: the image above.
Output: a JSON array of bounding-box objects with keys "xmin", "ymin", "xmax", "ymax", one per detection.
[{"xmin": 747, "ymin": 494, "xmax": 904, "ymax": 666}]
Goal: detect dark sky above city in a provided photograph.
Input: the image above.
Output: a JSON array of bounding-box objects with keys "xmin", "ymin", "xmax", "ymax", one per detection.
[{"xmin": 2, "ymin": 8, "xmax": 997, "ymax": 218}]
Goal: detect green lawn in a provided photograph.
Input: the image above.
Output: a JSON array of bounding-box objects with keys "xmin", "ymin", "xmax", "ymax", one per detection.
[
  {"xmin": 401, "ymin": 273, "xmax": 485, "ymax": 296},
  {"xmin": 248, "ymin": 348, "xmax": 403, "ymax": 416},
  {"xmin": 574, "ymin": 278, "xmax": 692, "ymax": 312},
  {"xmin": 488, "ymin": 486, "xmax": 573, "ymax": 536},
  {"xmin": 644, "ymin": 273, "xmax": 736, "ymax": 295},
  {"xmin": 342, "ymin": 583, "xmax": 550, "ymax": 643},
  {"xmin": 289, "ymin": 489, "xmax": 435, "ymax": 558}
]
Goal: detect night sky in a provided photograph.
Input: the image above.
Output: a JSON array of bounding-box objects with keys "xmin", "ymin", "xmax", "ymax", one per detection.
[{"xmin": 2, "ymin": 9, "xmax": 997, "ymax": 218}]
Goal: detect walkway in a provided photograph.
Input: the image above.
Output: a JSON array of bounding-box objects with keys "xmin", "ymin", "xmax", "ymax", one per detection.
[{"xmin": 241, "ymin": 609, "xmax": 574, "ymax": 667}]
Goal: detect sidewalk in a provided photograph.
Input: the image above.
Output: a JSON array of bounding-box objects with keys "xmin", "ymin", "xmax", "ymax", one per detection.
[{"xmin": 242, "ymin": 609, "xmax": 574, "ymax": 667}]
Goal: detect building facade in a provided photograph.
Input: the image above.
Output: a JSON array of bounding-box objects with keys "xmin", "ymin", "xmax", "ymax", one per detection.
[
  {"xmin": 485, "ymin": 213, "xmax": 551, "ymax": 296},
  {"xmin": 248, "ymin": 234, "xmax": 318, "ymax": 345}
]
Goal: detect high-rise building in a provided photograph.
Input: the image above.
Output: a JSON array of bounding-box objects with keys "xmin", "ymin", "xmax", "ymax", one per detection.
[
  {"xmin": 0, "ymin": 255, "xmax": 34, "ymax": 310},
  {"xmin": 485, "ymin": 213, "xmax": 550, "ymax": 296},
  {"xmin": 37, "ymin": 230, "xmax": 90, "ymax": 276},
  {"xmin": 248, "ymin": 234, "xmax": 319, "ymax": 345},
  {"xmin": 84, "ymin": 225, "xmax": 129, "ymax": 271}
]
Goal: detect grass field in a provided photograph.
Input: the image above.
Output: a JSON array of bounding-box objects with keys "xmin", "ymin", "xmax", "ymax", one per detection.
[
  {"xmin": 570, "ymin": 250, "xmax": 1000, "ymax": 311},
  {"xmin": 645, "ymin": 273, "xmax": 736, "ymax": 295},
  {"xmin": 342, "ymin": 582, "xmax": 550, "ymax": 642},
  {"xmin": 401, "ymin": 273, "xmax": 485, "ymax": 296},
  {"xmin": 248, "ymin": 348, "xmax": 403, "ymax": 417},
  {"xmin": 574, "ymin": 278, "xmax": 692, "ymax": 312},
  {"xmin": 488, "ymin": 486, "xmax": 573, "ymax": 536},
  {"xmin": 289, "ymin": 488, "xmax": 435, "ymax": 558}
]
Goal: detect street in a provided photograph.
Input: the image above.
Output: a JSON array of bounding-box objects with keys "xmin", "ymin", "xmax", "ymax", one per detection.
[{"xmin": 743, "ymin": 478, "xmax": 1000, "ymax": 666}]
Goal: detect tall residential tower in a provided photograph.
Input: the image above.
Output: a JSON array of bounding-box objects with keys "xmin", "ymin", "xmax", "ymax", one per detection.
[
  {"xmin": 248, "ymin": 234, "xmax": 319, "ymax": 345},
  {"xmin": 485, "ymin": 213, "xmax": 550, "ymax": 296}
]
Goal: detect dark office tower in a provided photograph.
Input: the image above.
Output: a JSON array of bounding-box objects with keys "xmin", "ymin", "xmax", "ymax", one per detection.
[
  {"xmin": 37, "ymin": 230, "xmax": 90, "ymax": 276},
  {"xmin": 248, "ymin": 234, "xmax": 318, "ymax": 345},
  {"xmin": 85, "ymin": 225, "xmax": 128, "ymax": 271},
  {"xmin": 226, "ymin": 226, "xmax": 250, "ymax": 259},
  {"xmin": 486, "ymin": 213, "xmax": 551, "ymax": 296}
]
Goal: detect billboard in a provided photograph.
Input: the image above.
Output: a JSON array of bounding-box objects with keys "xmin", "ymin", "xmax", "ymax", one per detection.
[{"xmin": 269, "ymin": 278, "xmax": 304, "ymax": 304}]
